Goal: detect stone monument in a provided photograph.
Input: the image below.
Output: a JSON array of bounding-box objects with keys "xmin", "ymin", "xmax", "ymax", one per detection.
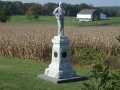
[{"xmin": 38, "ymin": 2, "xmax": 82, "ymax": 84}]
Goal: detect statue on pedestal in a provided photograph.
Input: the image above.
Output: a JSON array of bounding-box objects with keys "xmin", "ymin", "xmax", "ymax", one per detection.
[
  {"xmin": 38, "ymin": 2, "xmax": 82, "ymax": 84},
  {"xmin": 53, "ymin": 2, "xmax": 65, "ymax": 36}
]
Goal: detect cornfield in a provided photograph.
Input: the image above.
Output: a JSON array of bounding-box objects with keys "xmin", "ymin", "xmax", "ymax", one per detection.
[{"xmin": 0, "ymin": 23, "xmax": 120, "ymax": 61}]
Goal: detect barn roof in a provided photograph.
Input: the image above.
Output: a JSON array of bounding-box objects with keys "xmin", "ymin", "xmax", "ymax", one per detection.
[{"xmin": 77, "ymin": 9, "xmax": 97, "ymax": 14}]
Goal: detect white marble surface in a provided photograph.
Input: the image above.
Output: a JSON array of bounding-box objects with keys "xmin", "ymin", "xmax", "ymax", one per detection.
[
  {"xmin": 44, "ymin": 36, "xmax": 76, "ymax": 79},
  {"xmin": 53, "ymin": 2, "xmax": 65, "ymax": 36}
]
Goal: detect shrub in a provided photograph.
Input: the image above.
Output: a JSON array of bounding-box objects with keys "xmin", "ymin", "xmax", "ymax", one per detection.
[
  {"xmin": 83, "ymin": 63, "xmax": 120, "ymax": 90},
  {"xmin": 34, "ymin": 14, "xmax": 39, "ymax": 20},
  {"xmin": 111, "ymin": 70, "xmax": 120, "ymax": 89},
  {"xmin": 73, "ymin": 45, "xmax": 107, "ymax": 64},
  {"xmin": 0, "ymin": 6, "xmax": 11, "ymax": 23}
]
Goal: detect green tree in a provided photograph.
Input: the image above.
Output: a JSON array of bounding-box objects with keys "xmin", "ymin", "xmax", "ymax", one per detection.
[
  {"xmin": 79, "ymin": 3, "xmax": 89, "ymax": 9},
  {"xmin": 25, "ymin": 9, "xmax": 33, "ymax": 21},
  {"xmin": 0, "ymin": 0, "xmax": 3, "ymax": 10},
  {"xmin": 34, "ymin": 14, "xmax": 39, "ymax": 20},
  {"xmin": 1, "ymin": 1, "xmax": 120, "ymax": 17},
  {"xmin": 83, "ymin": 63, "xmax": 120, "ymax": 90},
  {"xmin": 0, "ymin": 6, "xmax": 11, "ymax": 23},
  {"xmin": 67, "ymin": 10, "xmax": 71, "ymax": 16}
]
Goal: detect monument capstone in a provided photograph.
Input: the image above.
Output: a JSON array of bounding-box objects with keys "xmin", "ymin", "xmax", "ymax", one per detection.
[{"xmin": 38, "ymin": 2, "xmax": 83, "ymax": 84}]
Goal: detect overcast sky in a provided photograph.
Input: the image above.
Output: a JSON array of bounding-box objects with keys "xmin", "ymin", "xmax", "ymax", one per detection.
[{"xmin": 1, "ymin": 0, "xmax": 120, "ymax": 6}]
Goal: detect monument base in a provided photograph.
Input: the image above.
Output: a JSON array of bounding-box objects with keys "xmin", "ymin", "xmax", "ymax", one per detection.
[{"xmin": 38, "ymin": 74, "xmax": 86, "ymax": 84}]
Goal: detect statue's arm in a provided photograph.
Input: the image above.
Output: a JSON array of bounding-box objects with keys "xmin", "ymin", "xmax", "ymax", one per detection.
[{"xmin": 53, "ymin": 8, "xmax": 58, "ymax": 16}]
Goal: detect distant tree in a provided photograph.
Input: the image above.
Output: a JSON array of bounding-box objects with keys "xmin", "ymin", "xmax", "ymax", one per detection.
[
  {"xmin": 79, "ymin": 3, "xmax": 89, "ymax": 9},
  {"xmin": 11, "ymin": 1, "xmax": 23, "ymax": 15},
  {"xmin": 43, "ymin": 2, "xmax": 57, "ymax": 15},
  {"xmin": 89, "ymin": 4, "xmax": 94, "ymax": 9},
  {"xmin": 71, "ymin": 4, "xmax": 80, "ymax": 16},
  {"xmin": 0, "ymin": 1, "xmax": 120, "ymax": 17},
  {"xmin": 0, "ymin": 6, "xmax": 11, "ymax": 23},
  {"xmin": 34, "ymin": 14, "xmax": 39, "ymax": 20},
  {"xmin": 0, "ymin": 0, "xmax": 3, "ymax": 10},
  {"xmin": 67, "ymin": 10, "xmax": 71, "ymax": 16},
  {"xmin": 45, "ymin": 2, "xmax": 56, "ymax": 15},
  {"xmin": 25, "ymin": 9, "xmax": 33, "ymax": 21}
]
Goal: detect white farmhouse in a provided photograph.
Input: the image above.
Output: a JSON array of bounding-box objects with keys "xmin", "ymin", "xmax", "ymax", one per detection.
[{"xmin": 77, "ymin": 9, "xmax": 106, "ymax": 21}]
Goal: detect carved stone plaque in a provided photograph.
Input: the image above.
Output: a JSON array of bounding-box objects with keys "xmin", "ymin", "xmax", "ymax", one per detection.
[
  {"xmin": 54, "ymin": 51, "xmax": 58, "ymax": 58},
  {"xmin": 62, "ymin": 52, "xmax": 67, "ymax": 58}
]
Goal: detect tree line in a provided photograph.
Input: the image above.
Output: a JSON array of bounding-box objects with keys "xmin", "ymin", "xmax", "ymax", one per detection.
[{"xmin": 0, "ymin": 1, "xmax": 120, "ymax": 17}]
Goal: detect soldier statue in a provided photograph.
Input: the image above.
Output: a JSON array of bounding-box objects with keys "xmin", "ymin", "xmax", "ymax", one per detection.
[{"xmin": 53, "ymin": 2, "xmax": 65, "ymax": 36}]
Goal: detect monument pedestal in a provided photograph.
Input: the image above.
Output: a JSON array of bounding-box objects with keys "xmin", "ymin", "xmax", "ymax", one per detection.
[{"xmin": 38, "ymin": 36, "xmax": 82, "ymax": 83}]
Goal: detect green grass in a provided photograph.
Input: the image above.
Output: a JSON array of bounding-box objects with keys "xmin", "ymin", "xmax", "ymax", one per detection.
[
  {"xmin": 10, "ymin": 15, "xmax": 57, "ymax": 25},
  {"xmin": 0, "ymin": 57, "xmax": 90, "ymax": 90},
  {"xmin": 9, "ymin": 15, "xmax": 120, "ymax": 27}
]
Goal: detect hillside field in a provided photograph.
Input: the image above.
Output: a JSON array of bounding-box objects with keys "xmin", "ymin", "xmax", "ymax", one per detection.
[{"xmin": 9, "ymin": 16, "xmax": 120, "ymax": 27}]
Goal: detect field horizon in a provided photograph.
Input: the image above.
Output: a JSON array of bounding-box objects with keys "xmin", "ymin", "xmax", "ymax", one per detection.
[{"xmin": 9, "ymin": 15, "xmax": 120, "ymax": 27}]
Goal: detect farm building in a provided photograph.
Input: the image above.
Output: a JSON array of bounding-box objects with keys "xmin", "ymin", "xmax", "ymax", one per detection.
[{"xmin": 77, "ymin": 9, "xmax": 106, "ymax": 21}]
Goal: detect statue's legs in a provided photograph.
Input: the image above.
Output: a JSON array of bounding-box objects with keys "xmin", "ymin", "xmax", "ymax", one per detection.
[{"xmin": 57, "ymin": 19, "xmax": 64, "ymax": 36}]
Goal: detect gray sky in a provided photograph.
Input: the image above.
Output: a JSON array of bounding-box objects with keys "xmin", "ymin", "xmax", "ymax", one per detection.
[{"xmin": 1, "ymin": 0, "xmax": 120, "ymax": 6}]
